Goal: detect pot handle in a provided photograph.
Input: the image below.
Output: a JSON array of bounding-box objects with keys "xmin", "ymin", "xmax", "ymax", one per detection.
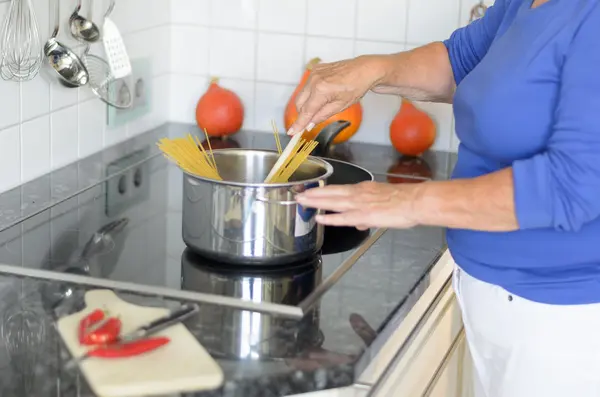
[
  {"xmin": 313, "ymin": 120, "xmax": 351, "ymax": 156},
  {"xmin": 255, "ymin": 195, "xmax": 298, "ymax": 206}
]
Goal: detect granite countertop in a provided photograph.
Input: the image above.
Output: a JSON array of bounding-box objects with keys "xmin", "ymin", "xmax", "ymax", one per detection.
[{"xmin": 0, "ymin": 123, "xmax": 455, "ymax": 397}]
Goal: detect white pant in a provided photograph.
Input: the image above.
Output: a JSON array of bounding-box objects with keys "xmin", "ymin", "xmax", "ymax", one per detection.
[{"xmin": 452, "ymin": 266, "xmax": 600, "ymax": 397}]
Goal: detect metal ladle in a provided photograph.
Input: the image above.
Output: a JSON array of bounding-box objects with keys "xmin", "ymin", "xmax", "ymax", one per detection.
[
  {"xmin": 69, "ymin": 0, "xmax": 100, "ymax": 43},
  {"xmin": 44, "ymin": 0, "xmax": 89, "ymax": 87}
]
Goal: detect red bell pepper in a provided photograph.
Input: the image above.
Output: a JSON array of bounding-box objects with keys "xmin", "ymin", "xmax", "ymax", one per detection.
[
  {"xmin": 78, "ymin": 309, "xmax": 122, "ymax": 345},
  {"xmin": 86, "ymin": 337, "xmax": 170, "ymax": 358}
]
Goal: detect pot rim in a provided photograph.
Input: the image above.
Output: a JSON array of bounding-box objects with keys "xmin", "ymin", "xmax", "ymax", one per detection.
[
  {"xmin": 182, "ymin": 148, "xmax": 335, "ymax": 188},
  {"xmin": 319, "ymin": 157, "xmax": 375, "ymax": 181}
]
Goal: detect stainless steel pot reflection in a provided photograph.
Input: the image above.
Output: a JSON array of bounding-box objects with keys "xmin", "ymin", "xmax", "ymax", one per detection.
[
  {"xmin": 181, "ymin": 249, "xmax": 323, "ymax": 360},
  {"xmin": 182, "ymin": 149, "xmax": 334, "ymax": 266}
]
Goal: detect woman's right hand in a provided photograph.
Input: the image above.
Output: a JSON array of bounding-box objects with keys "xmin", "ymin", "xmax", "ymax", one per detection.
[{"xmin": 287, "ymin": 55, "xmax": 388, "ymax": 136}]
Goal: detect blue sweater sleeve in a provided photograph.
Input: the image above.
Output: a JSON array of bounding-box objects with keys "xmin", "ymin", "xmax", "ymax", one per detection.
[
  {"xmin": 513, "ymin": 4, "xmax": 600, "ymax": 232},
  {"xmin": 443, "ymin": 0, "xmax": 509, "ymax": 85}
]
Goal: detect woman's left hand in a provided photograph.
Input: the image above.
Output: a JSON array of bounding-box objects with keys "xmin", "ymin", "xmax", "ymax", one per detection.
[{"xmin": 295, "ymin": 181, "xmax": 421, "ymax": 230}]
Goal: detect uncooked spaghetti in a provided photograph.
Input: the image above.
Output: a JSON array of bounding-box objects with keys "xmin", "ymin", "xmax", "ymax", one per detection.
[
  {"xmin": 156, "ymin": 129, "xmax": 222, "ymax": 181},
  {"xmin": 263, "ymin": 132, "xmax": 319, "ymax": 184},
  {"xmin": 271, "ymin": 119, "xmax": 282, "ymax": 155},
  {"xmin": 157, "ymin": 123, "xmax": 320, "ymax": 184}
]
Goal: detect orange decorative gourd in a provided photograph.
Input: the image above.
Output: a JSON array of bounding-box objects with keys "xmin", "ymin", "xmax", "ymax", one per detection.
[
  {"xmin": 389, "ymin": 99, "xmax": 436, "ymax": 156},
  {"xmin": 284, "ymin": 58, "xmax": 363, "ymax": 144},
  {"xmin": 195, "ymin": 77, "xmax": 244, "ymax": 137}
]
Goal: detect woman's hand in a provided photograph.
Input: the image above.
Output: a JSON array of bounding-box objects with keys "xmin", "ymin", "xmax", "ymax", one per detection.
[
  {"xmin": 287, "ymin": 56, "xmax": 388, "ymax": 136},
  {"xmin": 295, "ymin": 181, "xmax": 421, "ymax": 230}
]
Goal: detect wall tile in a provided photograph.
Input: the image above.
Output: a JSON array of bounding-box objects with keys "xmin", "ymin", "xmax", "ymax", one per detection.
[
  {"xmin": 105, "ymin": 123, "xmax": 128, "ymax": 147},
  {"xmin": 258, "ymin": 0, "xmax": 306, "ymax": 34},
  {"xmin": 50, "ymin": 81, "xmax": 79, "ymax": 112},
  {"xmin": 21, "ymin": 115, "xmax": 50, "ymax": 181},
  {"xmin": 0, "ymin": 79, "xmax": 19, "ymax": 130},
  {"xmin": 306, "ymin": 0, "xmax": 356, "ymax": 39},
  {"xmin": 415, "ymin": 101, "xmax": 454, "ymax": 151},
  {"xmin": 128, "ymin": 75, "xmax": 170, "ymax": 137},
  {"xmin": 354, "ymin": 92, "xmax": 401, "ymax": 145},
  {"xmin": 171, "ymin": 0, "xmax": 210, "ymax": 25},
  {"xmin": 78, "ymin": 99, "xmax": 105, "ymax": 158},
  {"xmin": 210, "ymin": 0, "xmax": 258, "ymax": 29},
  {"xmin": 0, "ymin": 126, "xmax": 21, "ymax": 192},
  {"xmin": 209, "ymin": 29, "xmax": 255, "ymax": 79},
  {"xmin": 450, "ymin": 117, "xmax": 460, "ymax": 152},
  {"xmin": 32, "ymin": 0, "xmax": 49, "ymax": 40},
  {"xmin": 254, "ymin": 82, "xmax": 295, "ymax": 132},
  {"xmin": 171, "ymin": 26, "xmax": 209, "ymax": 75},
  {"xmin": 21, "ymin": 76, "xmax": 51, "ymax": 121},
  {"xmin": 218, "ymin": 78, "xmax": 256, "ymax": 130},
  {"xmin": 110, "ymin": 0, "xmax": 170, "ymax": 35},
  {"xmin": 355, "ymin": 41, "xmax": 405, "ymax": 57},
  {"xmin": 124, "ymin": 26, "xmax": 171, "ymax": 76},
  {"xmin": 51, "ymin": 105, "xmax": 78, "ymax": 169},
  {"xmin": 256, "ymin": 33, "xmax": 305, "ymax": 83},
  {"xmin": 357, "ymin": 0, "xmax": 408, "ymax": 42},
  {"xmin": 305, "ymin": 37, "xmax": 354, "ymax": 63},
  {"xmin": 407, "ymin": 0, "xmax": 460, "ymax": 44},
  {"xmin": 169, "ymin": 74, "xmax": 208, "ymax": 124}
]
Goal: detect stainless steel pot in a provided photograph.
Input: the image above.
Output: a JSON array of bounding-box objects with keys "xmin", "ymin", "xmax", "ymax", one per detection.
[
  {"xmin": 181, "ymin": 249, "xmax": 323, "ymax": 360},
  {"xmin": 182, "ymin": 149, "xmax": 334, "ymax": 265}
]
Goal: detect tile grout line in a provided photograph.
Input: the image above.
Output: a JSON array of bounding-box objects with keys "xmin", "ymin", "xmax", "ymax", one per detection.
[
  {"xmin": 252, "ymin": 0, "xmax": 259, "ymax": 130},
  {"xmin": 177, "ymin": 21, "xmax": 432, "ymax": 48},
  {"xmin": 18, "ymin": 79, "xmax": 23, "ymax": 185},
  {"xmin": 352, "ymin": 0, "xmax": 359, "ymax": 55}
]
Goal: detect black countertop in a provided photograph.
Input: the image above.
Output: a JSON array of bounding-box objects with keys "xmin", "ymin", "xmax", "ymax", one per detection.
[{"xmin": 0, "ymin": 123, "xmax": 456, "ymax": 397}]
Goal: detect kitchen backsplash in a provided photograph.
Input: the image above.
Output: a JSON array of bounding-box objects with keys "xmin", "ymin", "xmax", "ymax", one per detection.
[
  {"xmin": 0, "ymin": 0, "xmax": 491, "ymax": 194},
  {"xmin": 0, "ymin": 0, "xmax": 169, "ymax": 193},
  {"xmin": 168, "ymin": 0, "xmax": 492, "ymax": 151}
]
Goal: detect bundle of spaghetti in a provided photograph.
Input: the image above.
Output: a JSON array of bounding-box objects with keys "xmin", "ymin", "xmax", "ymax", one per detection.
[
  {"xmin": 271, "ymin": 119, "xmax": 282, "ymax": 155},
  {"xmin": 264, "ymin": 133, "xmax": 319, "ymax": 184},
  {"xmin": 156, "ymin": 131, "xmax": 222, "ymax": 181}
]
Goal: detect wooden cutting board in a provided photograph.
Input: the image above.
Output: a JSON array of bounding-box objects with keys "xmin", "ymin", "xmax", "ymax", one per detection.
[{"xmin": 56, "ymin": 289, "xmax": 224, "ymax": 397}]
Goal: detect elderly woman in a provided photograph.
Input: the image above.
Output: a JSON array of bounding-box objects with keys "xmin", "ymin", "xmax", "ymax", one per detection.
[{"xmin": 290, "ymin": 0, "xmax": 600, "ymax": 396}]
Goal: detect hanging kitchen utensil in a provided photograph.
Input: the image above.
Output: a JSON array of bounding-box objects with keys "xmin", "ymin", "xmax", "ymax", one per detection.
[
  {"xmin": 469, "ymin": 1, "xmax": 488, "ymax": 22},
  {"xmin": 44, "ymin": 0, "xmax": 89, "ymax": 87},
  {"xmin": 102, "ymin": 0, "xmax": 132, "ymax": 79},
  {"xmin": 69, "ymin": 0, "xmax": 101, "ymax": 43},
  {"xmin": 0, "ymin": 0, "xmax": 43, "ymax": 81},
  {"xmin": 81, "ymin": 44, "xmax": 133, "ymax": 109}
]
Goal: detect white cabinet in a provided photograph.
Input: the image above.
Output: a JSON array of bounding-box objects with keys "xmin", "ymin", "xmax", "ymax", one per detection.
[
  {"xmin": 368, "ymin": 281, "xmax": 464, "ymax": 396},
  {"xmin": 425, "ymin": 329, "xmax": 473, "ymax": 397},
  {"xmin": 358, "ymin": 249, "xmax": 474, "ymax": 397}
]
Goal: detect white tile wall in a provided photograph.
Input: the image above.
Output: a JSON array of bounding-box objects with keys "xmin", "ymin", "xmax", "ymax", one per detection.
[
  {"xmin": 0, "ymin": 0, "xmax": 170, "ymax": 193},
  {"xmin": 167, "ymin": 0, "xmax": 488, "ymax": 153}
]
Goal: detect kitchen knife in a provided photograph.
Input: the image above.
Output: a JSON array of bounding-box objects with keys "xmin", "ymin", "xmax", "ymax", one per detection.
[{"xmin": 65, "ymin": 303, "xmax": 200, "ymax": 369}]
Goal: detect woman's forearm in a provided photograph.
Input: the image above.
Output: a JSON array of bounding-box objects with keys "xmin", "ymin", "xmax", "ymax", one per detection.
[
  {"xmin": 412, "ymin": 167, "xmax": 519, "ymax": 231},
  {"xmin": 371, "ymin": 42, "xmax": 456, "ymax": 103}
]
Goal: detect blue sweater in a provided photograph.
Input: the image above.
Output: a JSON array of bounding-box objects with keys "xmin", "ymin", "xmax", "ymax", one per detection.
[{"xmin": 443, "ymin": 0, "xmax": 600, "ymax": 305}]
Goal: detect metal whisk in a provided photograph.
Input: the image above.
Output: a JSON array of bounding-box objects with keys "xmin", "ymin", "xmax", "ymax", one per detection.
[{"xmin": 0, "ymin": 0, "xmax": 43, "ymax": 82}]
